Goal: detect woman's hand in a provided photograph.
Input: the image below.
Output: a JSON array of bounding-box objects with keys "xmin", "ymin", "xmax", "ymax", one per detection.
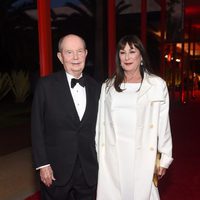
[{"xmin": 157, "ymin": 167, "xmax": 167, "ymax": 179}]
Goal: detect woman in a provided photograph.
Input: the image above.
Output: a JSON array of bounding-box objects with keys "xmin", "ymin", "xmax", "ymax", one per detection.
[{"xmin": 96, "ymin": 35, "xmax": 173, "ymax": 200}]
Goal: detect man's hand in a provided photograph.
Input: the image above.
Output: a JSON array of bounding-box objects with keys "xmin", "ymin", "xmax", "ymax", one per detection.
[{"xmin": 40, "ymin": 166, "xmax": 56, "ymax": 187}]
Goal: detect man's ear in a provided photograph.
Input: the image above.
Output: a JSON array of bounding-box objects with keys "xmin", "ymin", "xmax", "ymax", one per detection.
[
  {"xmin": 85, "ymin": 49, "xmax": 88, "ymax": 57},
  {"xmin": 57, "ymin": 52, "xmax": 63, "ymax": 64}
]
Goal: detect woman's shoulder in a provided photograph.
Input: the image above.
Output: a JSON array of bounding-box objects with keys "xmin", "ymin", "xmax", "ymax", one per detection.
[
  {"xmin": 145, "ymin": 73, "xmax": 166, "ymax": 85},
  {"xmin": 100, "ymin": 78, "xmax": 115, "ymax": 94},
  {"xmin": 102, "ymin": 77, "xmax": 114, "ymax": 87}
]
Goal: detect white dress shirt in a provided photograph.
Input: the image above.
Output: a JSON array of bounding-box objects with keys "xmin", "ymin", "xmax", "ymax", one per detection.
[{"xmin": 66, "ymin": 72, "xmax": 86, "ymax": 120}]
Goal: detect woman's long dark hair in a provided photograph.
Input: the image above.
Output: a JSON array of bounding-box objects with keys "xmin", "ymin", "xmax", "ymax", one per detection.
[{"xmin": 107, "ymin": 35, "xmax": 153, "ymax": 92}]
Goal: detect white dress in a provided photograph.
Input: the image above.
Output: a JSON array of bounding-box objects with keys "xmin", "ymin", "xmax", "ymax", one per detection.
[
  {"xmin": 96, "ymin": 75, "xmax": 173, "ymax": 200},
  {"xmin": 111, "ymin": 83, "xmax": 140, "ymax": 200}
]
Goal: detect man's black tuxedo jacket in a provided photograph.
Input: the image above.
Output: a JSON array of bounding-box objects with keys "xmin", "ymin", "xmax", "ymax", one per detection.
[{"xmin": 31, "ymin": 70, "xmax": 101, "ymax": 186}]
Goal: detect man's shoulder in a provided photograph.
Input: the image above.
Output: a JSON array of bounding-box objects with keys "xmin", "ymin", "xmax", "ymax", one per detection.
[
  {"xmin": 84, "ymin": 74, "xmax": 101, "ymax": 96},
  {"xmin": 39, "ymin": 70, "xmax": 64, "ymax": 82},
  {"xmin": 35, "ymin": 71, "xmax": 65, "ymax": 92},
  {"xmin": 84, "ymin": 74, "xmax": 100, "ymax": 85}
]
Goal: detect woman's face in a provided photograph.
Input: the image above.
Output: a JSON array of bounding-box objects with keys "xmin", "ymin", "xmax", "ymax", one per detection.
[{"xmin": 119, "ymin": 43, "xmax": 142, "ymax": 75}]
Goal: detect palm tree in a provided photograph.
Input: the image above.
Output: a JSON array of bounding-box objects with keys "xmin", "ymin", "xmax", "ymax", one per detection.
[
  {"xmin": 116, "ymin": 0, "xmax": 131, "ymax": 14},
  {"xmin": 64, "ymin": 0, "xmax": 95, "ymax": 17}
]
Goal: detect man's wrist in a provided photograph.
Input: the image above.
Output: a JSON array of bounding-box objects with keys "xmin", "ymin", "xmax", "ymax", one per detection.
[{"xmin": 36, "ymin": 164, "xmax": 50, "ymax": 170}]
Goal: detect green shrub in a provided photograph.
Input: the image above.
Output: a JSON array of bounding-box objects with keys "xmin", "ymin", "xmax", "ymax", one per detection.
[
  {"xmin": 10, "ymin": 70, "xmax": 30, "ymax": 103},
  {"xmin": 0, "ymin": 72, "xmax": 11, "ymax": 100}
]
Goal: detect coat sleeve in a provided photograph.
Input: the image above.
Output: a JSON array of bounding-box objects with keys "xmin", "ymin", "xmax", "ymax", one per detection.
[
  {"xmin": 158, "ymin": 80, "xmax": 173, "ymax": 168},
  {"xmin": 95, "ymin": 83, "xmax": 106, "ymax": 161},
  {"xmin": 31, "ymin": 79, "xmax": 49, "ymax": 168}
]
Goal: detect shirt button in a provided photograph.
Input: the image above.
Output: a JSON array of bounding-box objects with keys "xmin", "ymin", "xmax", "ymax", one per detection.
[{"xmin": 150, "ymin": 124, "xmax": 154, "ymax": 128}]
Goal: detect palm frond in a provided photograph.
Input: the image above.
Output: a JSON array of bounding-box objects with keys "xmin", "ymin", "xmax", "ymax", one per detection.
[
  {"xmin": 0, "ymin": 73, "xmax": 11, "ymax": 100},
  {"xmin": 10, "ymin": 70, "xmax": 30, "ymax": 103}
]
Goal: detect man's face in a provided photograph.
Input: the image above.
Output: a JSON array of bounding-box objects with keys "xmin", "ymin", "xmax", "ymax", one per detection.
[{"xmin": 57, "ymin": 35, "xmax": 88, "ymax": 77}]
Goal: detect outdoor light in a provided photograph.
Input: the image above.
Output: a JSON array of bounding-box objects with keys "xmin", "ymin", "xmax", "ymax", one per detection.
[{"xmin": 176, "ymin": 58, "xmax": 181, "ymax": 62}]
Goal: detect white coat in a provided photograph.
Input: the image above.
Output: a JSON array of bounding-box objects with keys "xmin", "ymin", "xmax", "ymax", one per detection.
[{"xmin": 96, "ymin": 73, "xmax": 173, "ymax": 200}]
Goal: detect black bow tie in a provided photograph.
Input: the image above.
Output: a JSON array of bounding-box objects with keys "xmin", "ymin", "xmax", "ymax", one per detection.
[{"xmin": 71, "ymin": 77, "xmax": 85, "ymax": 88}]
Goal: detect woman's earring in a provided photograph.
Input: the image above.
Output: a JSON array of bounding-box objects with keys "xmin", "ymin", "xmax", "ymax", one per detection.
[{"xmin": 141, "ymin": 60, "xmax": 143, "ymax": 66}]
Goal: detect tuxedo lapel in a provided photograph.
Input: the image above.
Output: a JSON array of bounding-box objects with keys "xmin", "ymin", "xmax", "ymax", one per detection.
[{"xmin": 55, "ymin": 71, "xmax": 80, "ymax": 122}]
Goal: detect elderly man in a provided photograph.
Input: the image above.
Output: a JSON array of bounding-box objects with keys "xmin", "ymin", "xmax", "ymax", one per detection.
[{"xmin": 31, "ymin": 34, "xmax": 101, "ymax": 200}]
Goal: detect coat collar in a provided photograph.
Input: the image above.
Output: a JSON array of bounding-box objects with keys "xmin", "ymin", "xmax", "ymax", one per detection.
[
  {"xmin": 137, "ymin": 73, "xmax": 152, "ymax": 99},
  {"xmin": 138, "ymin": 73, "xmax": 165, "ymax": 101}
]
